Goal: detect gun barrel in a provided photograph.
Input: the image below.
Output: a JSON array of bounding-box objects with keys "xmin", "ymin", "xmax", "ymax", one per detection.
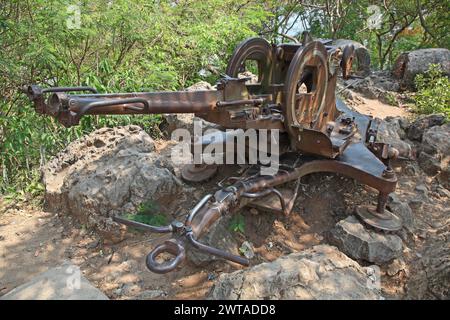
[
  {"xmin": 23, "ymin": 77, "xmax": 250, "ymax": 127},
  {"xmin": 39, "ymin": 89, "xmax": 222, "ymax": 127},
  {"xmin": 64, "ymin": 90, "xmax": 221, "ymax": 114}
]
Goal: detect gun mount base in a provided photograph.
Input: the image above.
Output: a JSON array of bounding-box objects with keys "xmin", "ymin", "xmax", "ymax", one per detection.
[
  {"xmin": 181, "ymin": 164, "xmax": 218, "ymax": 182},
  {"xmin": 355, "ymin": 205, "xmax": 402, "ymax": 232},
  {"xmin": 23, "ymin": 34, "xmax": 406, "ymax": 274}
]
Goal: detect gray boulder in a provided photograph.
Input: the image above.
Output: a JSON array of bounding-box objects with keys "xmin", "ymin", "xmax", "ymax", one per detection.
[
  {"xmin": 392, "ymin": 48, "xmax": 450, "ymax": 90},
  {"xmin": 388, "ymin": 194, "xmax": 415, "ymax": 232},
  {"xmin": 407, "ymin": 231, "xmax": 450, "ymax": 299},
  {"xmin": 43, "ymin": 126, "xmax": 183, "ymax": 242},
  {"xmin": 421, "ymin": 122, "xmax": 450, "ymax": 155},
  {"xmin": 417, "ymin": 123, "xmax": 450, "ymax": 183},
  {"xmin": 407, "ymin": 114, "xmax": 446, "ymax": 142},
  {"xmin": 377, "ymin": 117, "xmax": 413, "ymax": 158},
  {"xmin": 209, "ymin": 245, "xmax": 381, "ymax": 300},
  {"xmin": 418, "ymin": 151, "xmax": 443, "ymax": 175},
  {"xmin": 161, "ymin": 114, "xmax": 220, "ymax": 137},
  {"xmin": 0, "ymin": 262, "xmax": 108, "ymax": 300},
  {"xmin": 329, "ymin": 216, "xmax": 403, "ymax": 265}
]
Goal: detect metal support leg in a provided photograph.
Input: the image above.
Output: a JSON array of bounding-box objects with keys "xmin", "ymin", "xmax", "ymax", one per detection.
[{"xmin": 355, "ymin": 191, "xmax": 402, "ymax": 232}]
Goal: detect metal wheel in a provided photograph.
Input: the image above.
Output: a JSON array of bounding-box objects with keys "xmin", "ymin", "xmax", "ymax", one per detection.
[
  {"xmin": 226, "ymin": 37, "xmax": 273, "ymax": 89},
  {"xmin": 181, "ymin": 164, "xmax": 218, "ymax": 183},
  {"xmin": 341, "ymin": 44, "xmax": 355, "ymax": 80},
  {"xmin": 283, "ymin": 41, "xmax": 329, "ymax": 147}
]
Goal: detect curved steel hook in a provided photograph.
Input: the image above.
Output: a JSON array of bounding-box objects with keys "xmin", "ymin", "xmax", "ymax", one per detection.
[{"xmin": 146, "ymin": 239, "xmax": 186, "ymax": 274}]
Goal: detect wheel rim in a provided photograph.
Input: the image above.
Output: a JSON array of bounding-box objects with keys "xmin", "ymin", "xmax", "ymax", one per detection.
[
  {"xmin": 226, "ymin": 37, "xmax": 273, "ymax": 89},
  {"xmin": 283, "ymin": 41, "xmax": 328, "ymax": 145},
  {"xmin": 341, "ymin": 45, "xmax": 355, "ymax": 79}
]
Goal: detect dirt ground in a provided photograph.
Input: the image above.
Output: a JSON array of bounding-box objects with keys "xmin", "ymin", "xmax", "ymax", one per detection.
[
  {"xmin": 0, "ymin": 98, "xmax": 448, "ymax": 300},
  {"xmin": 0, "ymin": 171, "xmax": 359, "ymax": 299},
  {"xmin": 352, "ymin": 97, "xmax": 409, "ymax": 119}
]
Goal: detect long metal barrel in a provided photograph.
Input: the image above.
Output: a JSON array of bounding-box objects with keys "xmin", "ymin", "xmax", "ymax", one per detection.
[{"xmin": 50, "ymin": 90, "xmax": 222, "ymax": 116}]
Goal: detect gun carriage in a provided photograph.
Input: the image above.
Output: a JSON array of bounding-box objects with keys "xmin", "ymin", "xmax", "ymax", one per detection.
[{"xmin": 23, "ymin": 35, "xmax": 401, "ymax": 273}]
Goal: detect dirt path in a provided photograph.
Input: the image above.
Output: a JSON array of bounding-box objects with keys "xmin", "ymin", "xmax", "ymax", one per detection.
[{"xmin": 352, "ymin": 97, "xmax": 409, "ymax": 119}]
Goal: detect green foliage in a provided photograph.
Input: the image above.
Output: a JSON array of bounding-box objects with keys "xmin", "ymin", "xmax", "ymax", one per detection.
[
  {"xmin": 414, "ymin": 64, "xmax": 450, "ymax": 119},
  {"xmin": 265, "ymin": 1, "xmax": 449, "ymax": 70},
  {"xmin": 124, "ymin": 199, "xmax": 168, "ymax": 227},
  {"xmin": 137, "ymin": 200, "xmax": 160, "ymax": 216},
  {"xmin": 124, "ymin": 212, "xmax": 168, "ymax": 227},
  {"xmin": 384, "ymin": 92, "xmax": 398, "ymax": 107},
  {"xmin": 229, "ymin": 213, "xmax": 245, "ymax": 234},
  {"xmin": 0, "ymin": 0, "xmax": 269, "ymax": 197}
]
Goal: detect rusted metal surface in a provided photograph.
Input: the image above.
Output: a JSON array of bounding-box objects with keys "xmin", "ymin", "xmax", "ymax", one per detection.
[
  {"xmin": 181, "ymin": 164, "xmax": 218, "ymax": 183},
  {"xmin": 24, "ymin": 34, "xmax": 403, "ymax": 274}
]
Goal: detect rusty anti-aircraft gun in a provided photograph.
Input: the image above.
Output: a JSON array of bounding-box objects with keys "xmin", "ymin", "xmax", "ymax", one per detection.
[{"xmin": 23, "ymin": 35, "xmax": 402, "ymax": 273}]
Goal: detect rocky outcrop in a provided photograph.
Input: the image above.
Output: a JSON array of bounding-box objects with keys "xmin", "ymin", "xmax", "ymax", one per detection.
[
  {"xmin": 342, "ymin": 71, "xmax": 400, "ymax": 105},
  {"xmin": 209, "ymin": 245, "xmax": 381, "ymax": 300},
  {"xmin": 418, "ymin": 122, "xmax": 450, "ymax": 184},
  {"xmin": 392, "ymin": 48, "xmax": 450, "ymax": 90},
  {"xmin": 407, "ymin": 114, "xmax": 446, "ymax": 142},
  {"xmin": 406, "ymin": 231, "xmax": 450, "ymax": 299},
  {"xmin": 43, "ymin": 126, "xmax": 183, "ymax": 242},
  {"xmin": 328, "ymin": 216, "xmax": 403, "ymax": 265},
  {"xmin": 387, "ymin": 194, "xmax": 415, "ymax": 233},
  {"xmin": 377, "ymin": 116, "xmax": 413, "ymax": 158}
]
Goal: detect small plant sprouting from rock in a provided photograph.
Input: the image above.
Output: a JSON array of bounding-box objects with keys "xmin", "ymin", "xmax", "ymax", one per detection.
[
  {"xmin": 124, "ymin": 200, "xmax": 168, "ymax": 227},
  {"xmin": 229, "ymin": 213, "xmax": 245, "ymax": 234},
  {"xmin": 414, "ymin": 64, "xmax": 450, "ymax": 120}
]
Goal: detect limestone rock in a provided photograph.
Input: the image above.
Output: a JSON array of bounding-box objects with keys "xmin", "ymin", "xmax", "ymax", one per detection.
[
  {"xmin": 388, "ymin": 194, "xmax": 415, "ymax": 232},
  {"xmin": 407, "ymin": 114, "xmax": 445, "ymax": 142},
  {"xmin": 421, "ymin": 123, "xmax": 450, "ymax": 155},
  {"xmin": 185, "ymin": 81, "xmax": 213, "ymax": 91},
  {"xmin": 417, "ymin": 123, "xmax": 450, "ymax": 183},
  {"xmin": 406, "ymin": 231, "xmax": 450, "ymax": 299},
  {"xmin": 42, "ymin": 126, "xmax": 183, "ymax": 242},
  {"xmin": 329, "ymin": 216, "xmax": 403, "ymax": 265},
  {"xmin": 135, "ymin": 289, "xmax": 167, "ymax": 300},
  {"xmin": 414, "ymin": 184, "xmax": 429, "ymax": 199},
  {"xmin": 345, "ymin": 71, "xmax": 400, "ymax": 103},
  {"xmin": 377, "ymin": 117, "xmax": 413, "ymax": 158},
  {"xmin": 0, "ymin": 262, "xmax": 108, "ymax": 300},
  {"xmin": 239, "ymin": 241, "xmax": 255, "ymax": 260},
  {"xmin": 392, "ymin": 48, "xmax": 450, "ymax": 90},
  {"xmin": 209, "ymin": 245, "xmax": 381, "ymax": 300},
  {"xmin": 161, "ymin": 114, "xmax": 220, "ymax": 137},
  {"xmin": 238, "ymin": 71, "xmax": 259, "ymax": 83},
  {"xmin": 387, "ymin": 258, "xmax": 407, "ymax": 277},
  {"xmin": 418, "ymin": 151, "xmax": 442, "ymax": 175}
]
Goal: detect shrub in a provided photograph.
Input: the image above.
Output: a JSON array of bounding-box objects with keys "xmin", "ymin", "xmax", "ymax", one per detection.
[
  {"xmin": 414, "ymin": 64, "xmax": 450, "ymax": 120},
  {"xmin": 0, "ymin": 0, "xmax": 268, "ymax": 198}
]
